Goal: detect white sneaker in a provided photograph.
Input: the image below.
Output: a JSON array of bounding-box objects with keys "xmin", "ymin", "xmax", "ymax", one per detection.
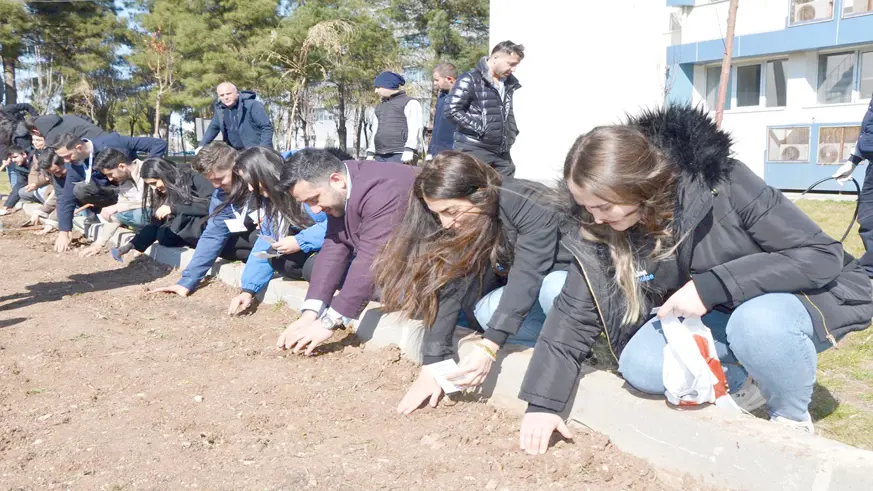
[
  {"xmin": 772, "ymin": 415, "xmax": 815, "ymax": 434},
  {"xmin": 731, "ymin": 377, "xmax": 768, "ymax": 412}
]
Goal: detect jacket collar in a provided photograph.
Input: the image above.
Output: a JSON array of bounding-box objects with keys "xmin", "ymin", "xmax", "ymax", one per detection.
[{"xmin": 476, "ymin": 56, "xmax": 520, "ymax": 90}]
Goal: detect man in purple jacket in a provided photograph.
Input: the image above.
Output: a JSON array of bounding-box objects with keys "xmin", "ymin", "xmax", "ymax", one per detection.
[{"xmin": 276, "ymin": 148, "xmax": 418, "ymax": 354}]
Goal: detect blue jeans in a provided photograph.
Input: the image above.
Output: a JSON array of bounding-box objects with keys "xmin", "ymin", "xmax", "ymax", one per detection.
[
  {"xmin": 617, "ymin": 293, "xmax": 832, "ymax": 422},
  {"xmin": 115, "ymin": 209, "xmax": 150, "ymax": 230},
  {"xmin": 475, "ymin": 270, "xmax": 568, "ymax": 347}
]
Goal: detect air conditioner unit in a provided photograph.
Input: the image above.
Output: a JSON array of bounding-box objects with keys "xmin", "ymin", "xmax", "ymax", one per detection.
[
  {"xmin": 796, "ymin": 0, "xmax": 834, "ymax": 22},
  {"xmin": 819, "ymin": 144, "xmax": 841, "ymax": 164},
  {"xmin": 779, "ymin": 144, "xmax": 808, "ymax": 161}
]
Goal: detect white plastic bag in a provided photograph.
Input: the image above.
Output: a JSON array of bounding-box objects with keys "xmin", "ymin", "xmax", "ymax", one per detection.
[{"xmin": 661, "ymin": 314, "xmax": 739, "ymax": 410}]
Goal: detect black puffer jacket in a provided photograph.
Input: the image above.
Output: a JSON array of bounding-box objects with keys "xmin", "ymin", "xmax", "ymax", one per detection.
[
  {"xmin": 520, "ymin": 105, "xmax": 873, "ymax": 414},
  {"xmin": 445, "ymin": 56, "xmax": 521, "ymax": 154},
  {"xmin": 421, "ymin": 178, "xmax": 572, "ymax": 364}
]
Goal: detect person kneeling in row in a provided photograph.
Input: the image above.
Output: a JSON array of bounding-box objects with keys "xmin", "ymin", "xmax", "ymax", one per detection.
[
  {"xmin": 518, "ymin": 105, "xmax": 873, "ymax": 455},
  {"xmin": 79, "ymin": 149, "xmax": 150, "ymax": 257},
  {"xmin": 225, "ymin": 147, "xmax": 329, "ymax": 315},
  {"xmin": 112, "ymin": 158, "xmax": 213, "ymax": 260},
  {"xmin": 374, "ymin": 151, "xmax": 571, "ymax": 415}
]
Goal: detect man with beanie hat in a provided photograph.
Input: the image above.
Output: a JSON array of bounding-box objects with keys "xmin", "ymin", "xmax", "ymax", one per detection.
[{"xmin": 366, "ymin": 71, "xmax": 423, "ymax": 163}]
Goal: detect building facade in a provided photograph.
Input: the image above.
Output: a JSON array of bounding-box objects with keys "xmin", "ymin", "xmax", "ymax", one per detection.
[
  {"xmin": 491, "ymin": 0, "xmax": 873, "ymax": 189},
  {"xmin": 669, "ymin": 0, "xmax": 873, "ymax": 190}
]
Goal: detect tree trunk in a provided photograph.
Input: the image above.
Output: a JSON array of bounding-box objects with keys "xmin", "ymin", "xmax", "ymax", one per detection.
[
  {"xmin": 154, "ymin": 93, "xmax": 162, "ymax": 138},
  {"xmin": 3, "ymin": 56, "xmax": 17, "ymax": 105},
  {"xmin": 715, "ymin": 0, "xmax": 739, "ymax": 128},
  {"xmin": 353, "ymin": 105, "xmax": 363, "ymax": 159},
  {"xmin": 286, "ymin": 78, "xmax": 306, "ymax": 151},
  {"xmin": 336, "ymin": 83, "xmax": 347, "ymax": 152}
]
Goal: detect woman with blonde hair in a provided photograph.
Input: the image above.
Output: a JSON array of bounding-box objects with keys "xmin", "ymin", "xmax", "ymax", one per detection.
[{"xmin": 518, "ymin": 105, "xmax": 873, "ymax": 454}]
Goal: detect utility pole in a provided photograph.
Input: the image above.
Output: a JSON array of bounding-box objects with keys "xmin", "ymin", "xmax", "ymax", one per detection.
[{"xmin": 715, "ymin": 0, "xmax": 739, "ymax": 128}]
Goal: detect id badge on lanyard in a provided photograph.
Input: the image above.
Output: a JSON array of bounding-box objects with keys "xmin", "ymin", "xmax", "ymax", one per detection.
[{"xmin": 225, "ymin": 203, "xmax": 249, "ymax": 233}]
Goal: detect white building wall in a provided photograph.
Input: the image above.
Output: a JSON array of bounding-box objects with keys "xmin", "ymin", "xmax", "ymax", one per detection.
[
  {"xmin": 680, "ymin": 0, "xmax": 789, "ymax": 44},
  {"xmin": 690, "ymin": 47, "xmax": 870, "ymax": 176},
  {"xmin": 489, "ymin": 0, "xmax": 671, "ymax": 181}
]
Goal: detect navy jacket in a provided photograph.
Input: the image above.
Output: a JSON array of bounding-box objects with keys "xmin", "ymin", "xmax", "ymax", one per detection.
[
  {"xmin": 92, "ymin": 133, "xmax": 168, "ymax": 160},
  {"xmin": 427, "ymin": 90, "xmax": 456, "ymax": 157},
  {"xmin": 852, "ymin": 96, "xmax": 873, "ymax": 163},
  {"xmin": 56, "ymin": 134, "xmax": 168, "ymax": 232},
  {"xmin": 34, "ymin": 115, "xmax": 107, "ymax": 146},
  {"xmin": 200, "ymin": 91, "xmax": 273, "ymax": 150}
]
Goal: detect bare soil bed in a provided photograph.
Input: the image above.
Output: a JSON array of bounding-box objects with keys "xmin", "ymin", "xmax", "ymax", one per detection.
[{"xmin": 0, "ymin": 220, "xmax": 718, "ymax": 490}]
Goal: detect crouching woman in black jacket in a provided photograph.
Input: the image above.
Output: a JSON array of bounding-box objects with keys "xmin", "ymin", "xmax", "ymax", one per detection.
[
  {"xmin": 374, "ymin": 151, "xmax": 571, "ymax": 415},
  {"xmin": 519, "ymin": 105, "xmax": 873, "ymax": 454},
  {"xmin": 112, "ymin": 157, "xmax": 213, "ymax": 260}
]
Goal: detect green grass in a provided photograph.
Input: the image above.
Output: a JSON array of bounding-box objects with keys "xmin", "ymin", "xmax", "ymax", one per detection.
[
  {"xmin": 0, "ymin": 175, "xmax": 10, "ymax": 196},
  {"xmin": 793, "ymin": 200, "xmax": 872, "ymax": 450}
]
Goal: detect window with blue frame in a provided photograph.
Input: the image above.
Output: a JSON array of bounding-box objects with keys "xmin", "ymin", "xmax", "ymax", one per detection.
[
  {"xmin": 817, "ymin": 49, "xmax": 873, "ymax": 104},
  {"xmin": 790, "ymin": 0, "xmax": 835, "ymax": 26},
  {"xmin": 843, "ymin": 0, "xmax": 873, "ymax": 17},
  {"xmin": 768, "ymin": 127, "xmax": 811, "ymax": 162},
  {"xmin": 817, "ymin": 126, "xmax": 861, "ymax": 164}
]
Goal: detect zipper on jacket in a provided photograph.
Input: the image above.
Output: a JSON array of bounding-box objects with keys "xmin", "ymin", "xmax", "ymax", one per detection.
[
  {"xmin": 801, "ymin": 292, "xmax": 839, "ymax": 348},
  {"xmin": 566, "ymin": 245, "xmax": 620, "ymax": 364}
]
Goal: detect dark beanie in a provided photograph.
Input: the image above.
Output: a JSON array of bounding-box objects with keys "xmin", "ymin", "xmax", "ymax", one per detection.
[{"xmin": 374, "ymin": 71, "xmax": 405, "ymax": 89}]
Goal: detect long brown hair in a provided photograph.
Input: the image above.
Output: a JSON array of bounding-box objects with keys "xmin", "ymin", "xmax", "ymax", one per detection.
[
  {"xmin": 564, "ymin": 125, "xmax": 679, "ymax": 325},
  {"xmin": 374, "ymin": 151, "xmax": 505, "ymax": 326}
]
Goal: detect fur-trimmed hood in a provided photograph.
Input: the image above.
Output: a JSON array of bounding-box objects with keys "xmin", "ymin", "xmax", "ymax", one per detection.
[{"xmin": 628, "ymin": 104, "xmax": 734, "ymax": 188}]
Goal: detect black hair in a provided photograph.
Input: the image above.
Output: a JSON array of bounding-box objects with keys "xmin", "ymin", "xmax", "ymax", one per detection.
[
  {"xmin": 491, "ymin": 40, "xmax": 525, "ymax": 60},
  {"xmin": 140, "ymin": 158, "xmax": 204, "ymax": 220},
  {"xmin": 323, "ymin": 147, "xmax": 354, "ymax": 161},
  {"xmin": 37, "ymin": 148, "xmax": 64, "ymax": 171},
  {"xmin": 93, "ymin": 148, "xmax": 131, "ymax": 173},
  {"xmin": 222, "ymin": 146, "xmax": 313, "ymax": 232},
  {"xmin": 6, "ymin": 145, "xmax": 26, "ymax": 156},
  {"xmin": 0, "ymin": 118, "xmax": 12, "ymax": 148},
  {"xmin": 50, "ymin": 133, "xmax": 82, "ymax": 151},
  {"xmin": 279, "ymin": 148, "xmax": 346, "ymax": 193}
]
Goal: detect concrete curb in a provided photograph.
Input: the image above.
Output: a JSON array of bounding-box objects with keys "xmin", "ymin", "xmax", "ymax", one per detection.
[{"xmin": 69, "ymin": 221, "xmax": 873, "ymax": 491}]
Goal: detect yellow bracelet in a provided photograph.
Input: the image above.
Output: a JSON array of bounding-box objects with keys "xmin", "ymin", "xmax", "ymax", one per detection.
[{"xmin": 475, "ymin": 342, "xmax": 498, "ymax": 362}]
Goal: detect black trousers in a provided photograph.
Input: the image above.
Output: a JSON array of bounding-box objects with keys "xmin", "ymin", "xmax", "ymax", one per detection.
[
  {"xmin": 857, "ymin": 163, "xmax": 873, "ymax": 276},
  {"xmin": 454, "ymin": 142, "xmax": 515, "ymax": 177},
  {"xmin": 219, "ymin": 228, "xmax": 259, "ymax": 262},
  {"xmin": 270, "ymin": 251, "xmax": 318, "ymax": 282},
  {"xmin": 130, "ymin": 224, "xmax": 193, "ymax": 252},
  {"xmin": 73, "ymin": 180, "xmax": 119, "ymax": 210}
]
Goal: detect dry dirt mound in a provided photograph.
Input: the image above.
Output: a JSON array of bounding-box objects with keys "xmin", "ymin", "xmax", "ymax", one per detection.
[{"xmin": 0, "ymin": 221, "xmax": 720, "ymax": 490}]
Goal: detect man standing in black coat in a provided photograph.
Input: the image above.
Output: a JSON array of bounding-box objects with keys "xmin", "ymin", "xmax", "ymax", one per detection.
[
  {"xmin": 834, "ymin": 95, "xmax": 873, "ymax": 278},
  {"xmin": 445, "ymin": 41, "xmax": 524, "ymax": 177}
]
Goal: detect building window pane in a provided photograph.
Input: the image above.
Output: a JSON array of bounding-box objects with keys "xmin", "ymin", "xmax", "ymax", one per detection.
[
  {"xmin": 843, "ymin": 0, "xmax": 873, "ymax": 17},
  {"xmin": 768, "ymin": 127, "xmax": 811, "ymax": 162},
  {"xmin": 766, "ymin": 60, "xmax": 787, "ymax": 107},
  {"xmin": 818, "ymin": 126, "xmax": 861, "ymax": 164},
  {"xmin": 817, "ymin": 52, "xmax": 855, "ymax": 104},
  {"xmin": 860, "ymin": 52, "xmax": 873, "ymax": 100},
  {"xmin": 706, "ymin": 66, "xmax": 732, "ymax": 111},
  {"xmin": 791, "ymin": 0, "xmax": 835, "ymax": 25},
  {"xmin": 736, "ymin": 65, "xmax": 762, "ymax": 107}
]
